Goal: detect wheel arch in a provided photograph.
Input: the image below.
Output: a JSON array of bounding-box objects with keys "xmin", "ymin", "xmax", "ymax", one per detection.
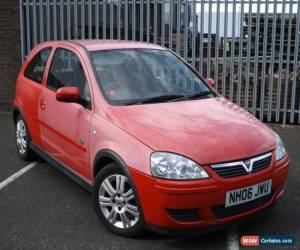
[
  {"xmin": 93, "ymin": 149, "xmax": 147, "ymax": 227},
  {"xmin": 12, "ymin": 106, "xmax": 23, "ymax": 124},
  {"xmin": 93, "ymin": 149, "xmax": 129, "ymax": 179},
  {"xmin": 12, "ymin": 106, "xmax": 33, "ymax": 142}
]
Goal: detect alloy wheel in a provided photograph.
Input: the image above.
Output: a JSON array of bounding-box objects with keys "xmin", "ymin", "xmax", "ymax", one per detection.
[
  {"xmin": 16, "ymin": 119, "xmax": 27, "ymax": 154},
  {"xmin": 98, "ymin": 174, "xmax": 140, "ymax": 229}
]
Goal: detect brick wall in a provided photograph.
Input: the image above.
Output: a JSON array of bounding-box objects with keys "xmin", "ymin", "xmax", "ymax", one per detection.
[{"xmin": 0, "ymin": 0, "xmax": 20, "ymax": 111}]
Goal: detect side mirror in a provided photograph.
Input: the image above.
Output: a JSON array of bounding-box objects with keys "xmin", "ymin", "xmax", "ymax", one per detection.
[
  {"xmin": 56, "ymin": 87, "xmax": 81, "ymax": 103},
  {"xmin": 206, "ymin": 78, "xmax": 215, "ymax": 87}
]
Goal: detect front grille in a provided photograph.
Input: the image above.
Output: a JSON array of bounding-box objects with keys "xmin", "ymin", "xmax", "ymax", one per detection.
[
  {"xmin": 213, "ymin": 165, "xmax": 247, "ymax": 178},
  {"xmin": 212, "ymin": 191, "xmax": 274, "ymax": 219},
  {"xmin": 211, "ymin": 152, "xmax": 272, "ymax": 178},
  {"xmin": 252, "ymin": 156, "xmax": 272, "ymax": 173},
  {"xmin": 166, "ymin": 209, "xmax": 201, "ymax": 222}
]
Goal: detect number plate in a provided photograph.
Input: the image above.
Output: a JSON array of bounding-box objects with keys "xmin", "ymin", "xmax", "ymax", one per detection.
[{"xmin": 225, "ymin": 179, "xmax": 272, "ymax": 207}]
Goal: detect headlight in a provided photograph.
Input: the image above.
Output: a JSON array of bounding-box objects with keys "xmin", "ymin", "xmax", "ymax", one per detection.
[
  {"xmin": 275, "ymin": 133, "xmax": 286, "ymax": 161},
  {"xmin": 150, "ymin": 152, "xmax": 209, "ymax": 180}
]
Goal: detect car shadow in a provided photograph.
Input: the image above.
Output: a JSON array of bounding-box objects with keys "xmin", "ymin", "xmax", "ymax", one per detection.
[{"xmin": 134, "ymin": 229, "xmax": 227, "ymax": 250}]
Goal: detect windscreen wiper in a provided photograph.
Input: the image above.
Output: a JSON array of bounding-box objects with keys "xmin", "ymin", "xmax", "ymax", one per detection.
[
  {"xmin": 172, "ymin": 90, "xmax": 215, "ymax": 102},
  {"xmin": 125, "ymin": 94, "xmax": 186, "ymax": 105}
]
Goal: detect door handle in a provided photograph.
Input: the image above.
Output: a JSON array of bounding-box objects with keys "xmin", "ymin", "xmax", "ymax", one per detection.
[{"xmin": 40, "ymin": 100, "xmax": 46, "ymax": 110}]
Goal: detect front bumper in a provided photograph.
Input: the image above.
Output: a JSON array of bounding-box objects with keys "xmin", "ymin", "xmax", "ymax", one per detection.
[{"xmin": 128, "ymin": 154, "xmax": 289, "ymax": 233}]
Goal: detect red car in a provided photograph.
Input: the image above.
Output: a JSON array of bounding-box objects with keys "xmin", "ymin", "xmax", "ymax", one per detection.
[{"xmin": 13, "ymin": 40, "xmax": 289, "ymax": 237}]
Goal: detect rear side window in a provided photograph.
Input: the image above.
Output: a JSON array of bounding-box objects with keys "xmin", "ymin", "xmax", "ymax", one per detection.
[{"xmin": 24, "ymin": 47, "xmax": 51, "ymax": 84}]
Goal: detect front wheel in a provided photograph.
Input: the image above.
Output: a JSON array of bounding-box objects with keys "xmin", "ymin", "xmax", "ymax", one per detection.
[{"xmin": 93, "ymin": 163, "xmax": 144, "ymax": 237}]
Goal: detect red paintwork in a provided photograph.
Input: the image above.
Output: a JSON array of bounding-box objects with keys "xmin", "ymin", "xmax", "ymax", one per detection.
[
  {"xmin": 13, "ymin": 40, "xmax": 289, "ymax": 231},
  {"xmin": 74, "ymin": 39, "xmax": 165, "ymax": 52},
  {"xmin": 106, "ymin": 98, "xmax": 276, "ymax": 168},
  {"xmin": 56, "ymin": 87, "xmax": 81, "ymax": 102},
  {"xmin": 129, "ymin": 156, "xmax": 289, "ymax": 229},
  {"xmin": 206, "ymin": 78, "xmax": 215, "ymax": 87}
]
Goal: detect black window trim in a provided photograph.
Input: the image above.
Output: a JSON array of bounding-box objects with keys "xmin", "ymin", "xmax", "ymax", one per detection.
[{"xmin": 23, "ymin": 47, "xmax": 52, "ymax": 84}]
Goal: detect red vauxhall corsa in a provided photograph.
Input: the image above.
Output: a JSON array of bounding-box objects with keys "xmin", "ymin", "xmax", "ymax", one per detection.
[{"xmin": 13, "ymin": 40, "xmax": 289, "ymax": 237}]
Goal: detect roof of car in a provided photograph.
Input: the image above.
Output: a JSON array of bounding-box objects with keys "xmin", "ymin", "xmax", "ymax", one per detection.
[{"xmin": 69, "ymin": 40, "xmax": 166, "ymax": 51}]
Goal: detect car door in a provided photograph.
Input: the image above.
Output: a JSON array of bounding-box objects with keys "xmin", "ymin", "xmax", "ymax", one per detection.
[
  {"xmin": 38, "ymin": 46, "xmax": 93, "ymax": 180},
  {"xmin": 17, "ymin": 47, "xmax": 51, "ymax": 146}
]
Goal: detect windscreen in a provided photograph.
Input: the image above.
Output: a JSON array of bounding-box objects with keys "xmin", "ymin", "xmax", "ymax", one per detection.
[{"xmin": 91, "ymin": 49, "xmax": 212, "ymax": 105}]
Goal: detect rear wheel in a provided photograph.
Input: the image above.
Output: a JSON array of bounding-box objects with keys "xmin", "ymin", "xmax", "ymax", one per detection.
[
  {"xmin": 15, "ymin": 115, "xmax": 36, "ymax": 161},
  {"xmin": 93, "ymin": 163, "xmax": 144, "ymax": 237}
]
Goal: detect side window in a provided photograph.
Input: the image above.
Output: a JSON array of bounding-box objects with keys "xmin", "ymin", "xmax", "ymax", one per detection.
[
  {"xmin": 47, "ymin": 48, "xmax": 91, "ymax": 102},
  {"xmin": 24, "ymin": 47, "xmax": 51, "ymax": 84}
]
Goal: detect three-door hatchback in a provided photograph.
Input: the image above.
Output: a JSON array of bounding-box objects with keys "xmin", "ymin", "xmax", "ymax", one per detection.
[{"xmin": 13, "ymin": 40, "xmax": 289, "ymax": 237}]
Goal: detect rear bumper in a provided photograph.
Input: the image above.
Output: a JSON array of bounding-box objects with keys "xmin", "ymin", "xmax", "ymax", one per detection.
[{"xmin": 128, "ymin": 155, "xmax": 289, "ymax": 233}]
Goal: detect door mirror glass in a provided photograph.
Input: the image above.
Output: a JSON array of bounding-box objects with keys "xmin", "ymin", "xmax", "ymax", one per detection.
[
  {"xmin": 56, "ymin": 87, "xmax": 80, "ymax": 103},
  {"xmin": 206, "ymin": 78, "xmax": 215, "ymax": 87}
]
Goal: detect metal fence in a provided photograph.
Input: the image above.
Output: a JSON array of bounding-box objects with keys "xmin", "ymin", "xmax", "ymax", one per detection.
[{"xmin": 20, "ymin": 0, "xmax": 300, "ymax": 124}]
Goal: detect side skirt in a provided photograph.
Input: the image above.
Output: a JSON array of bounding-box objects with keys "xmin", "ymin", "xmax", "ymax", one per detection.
[{"xmin": 30, "ymin": 142, "xmax": 92, "ymax": 192}]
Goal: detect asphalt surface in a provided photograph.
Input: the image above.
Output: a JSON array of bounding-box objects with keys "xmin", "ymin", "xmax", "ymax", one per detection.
[{"xmin": 0, "ymin": 113, "xmax": 299, "ymax": 250}]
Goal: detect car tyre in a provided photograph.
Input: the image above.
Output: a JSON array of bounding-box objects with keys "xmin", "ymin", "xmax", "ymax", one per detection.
[
  {"xmin": 93, "ymin": 163, "xmax": 144, "ymax": 237},
  {"xmin": 15, "ymin": 115, "xmax": 36, "ymax": 161}
]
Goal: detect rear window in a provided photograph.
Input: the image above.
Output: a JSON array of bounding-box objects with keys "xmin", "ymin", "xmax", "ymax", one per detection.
[{"xmin": 24, "ymin": 47, "xmax": 51, "ymax": 84}]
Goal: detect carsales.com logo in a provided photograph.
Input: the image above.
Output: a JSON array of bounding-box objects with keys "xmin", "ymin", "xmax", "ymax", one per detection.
[{"xmin": 240, "ymin": 235, "xmax": 295, "ymax": 247}]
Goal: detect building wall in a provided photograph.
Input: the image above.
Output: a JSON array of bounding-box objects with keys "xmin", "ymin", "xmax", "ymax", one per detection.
[{"xmin": 0, "ymin": 0, "xmax": 20, "ymax": 111}]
